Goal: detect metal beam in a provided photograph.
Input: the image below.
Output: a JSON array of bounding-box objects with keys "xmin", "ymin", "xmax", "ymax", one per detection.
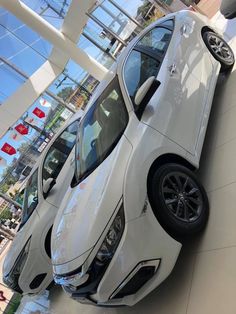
[
  {"xmin": 82, "ymin": 32, "xmax": 116, "ymax": 61},
  {"xmin": 0, "ymin": 193, "xmax": 22, "ymax": 209},
  {"xmin": 107, "ymin": 0, "xmax": 144, "ymax": 29},
  {"xmin": 86, "ymin": 12, "xmax": 127, "ymax": 47},
  {"xmin": 0, "ymin": 0, "xmax": 107, "ymax": 81},
  {"xmin": 0, "ymin": 56, "xmax": 76, "ymax": 113}
]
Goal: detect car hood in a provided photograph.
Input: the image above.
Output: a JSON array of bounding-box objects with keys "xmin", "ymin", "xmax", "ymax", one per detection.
[{"xmin": 51, "ymin": 136, "xmax": 132, "ymax": 268}]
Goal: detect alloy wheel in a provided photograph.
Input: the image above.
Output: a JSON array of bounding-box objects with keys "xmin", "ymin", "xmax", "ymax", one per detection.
[
  {"xmin": 208, "ymin": 34, "xmax": 234, "ymax": 63},
  {"xmin": 161, "ymin": 172, "xmax": 203, "ymax": 223}
]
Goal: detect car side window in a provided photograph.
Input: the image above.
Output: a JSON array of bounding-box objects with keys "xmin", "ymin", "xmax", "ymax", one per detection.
[
  {"xmin": 124, "ymin": 26, "xmax": 172, "ymax": 104},
  {"xmin": 42, "ymin": 120, "xmax": 78, "ymax": 183},
  {"xmin": 136, "ymin": 27, "xmax": 172, "ymax": 57},
  {"xmin": 159, "ymin": 19, "xmax": 174, "ymax": 29},
  {"xmin": 124, "ymin": 50, "xmax": 160, "ymax": 101},
  {"xmin": 21, "ymin": 169, "xmax": 39, "ymax": 227}
]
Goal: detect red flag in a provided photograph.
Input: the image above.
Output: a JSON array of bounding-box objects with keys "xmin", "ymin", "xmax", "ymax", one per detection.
[
  {"xmin": 33, "ymin": 107, "xmax": 45, "ymax": 119},
  {"xmin": 15, "ymin": 123, "xmax": 28, "ymax": 135},
  {"xmin": 1, "ymin": 143, "xmax": 16, "ymax": 155}
]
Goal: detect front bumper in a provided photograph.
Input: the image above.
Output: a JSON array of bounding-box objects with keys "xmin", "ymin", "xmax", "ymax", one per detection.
[{"xmin": 57, "ymin": 202, "xmax": 181, "ymax": 306}]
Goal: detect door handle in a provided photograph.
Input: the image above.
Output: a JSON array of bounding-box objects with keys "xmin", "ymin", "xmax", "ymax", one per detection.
[{"xmin": 168, "ymin": 63, "xmax": 177, "ymax": 76}]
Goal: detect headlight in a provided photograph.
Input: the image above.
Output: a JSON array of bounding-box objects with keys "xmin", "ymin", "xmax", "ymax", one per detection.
[
  {"xmin": 13, "ymin": 238, "xmax": 31, "ymax": 275},
  {"xmin": 4, "ymin": 238, "xmax": 31, "ymax": 293},
  {"xmin": 96, "ymin": 205, "xmax": 125, "ymax": 263},
  {"xmin": 56, "ymin": 204, "xmax": 125, "ymax": 291}
]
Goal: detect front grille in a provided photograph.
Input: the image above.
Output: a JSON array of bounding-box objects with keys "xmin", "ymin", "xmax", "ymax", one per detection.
[{"xmin": 112, "ymin": 266, "xmax": 156, "ymax": 299}]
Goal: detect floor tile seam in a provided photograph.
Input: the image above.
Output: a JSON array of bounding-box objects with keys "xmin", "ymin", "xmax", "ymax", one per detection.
[{"xmin": 185, "ymin": 254, "xmax": 197, "ymax": 314}]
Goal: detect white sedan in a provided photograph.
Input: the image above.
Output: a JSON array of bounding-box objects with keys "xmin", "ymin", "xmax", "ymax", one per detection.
[
  {"xmin": 3, "ymin": 114, "xmax": 80, "ymax": 294},
  {"xmin": 51, "ymin": 11, "xmax": 234, "ymax": 306}
]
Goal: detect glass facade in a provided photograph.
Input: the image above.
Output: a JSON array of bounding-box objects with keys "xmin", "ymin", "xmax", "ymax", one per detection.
[
  {"xmin": 0, "ymin": 10, "xmax": 52, "ymax": 67},
  {"xmin": 21, "ymin": 0, "xmax": 72, "ymax": 29},
  {"xmin": 0, "ymin": 0, "xmax": 156, "ymax": 191},
  {"xmin": 0, "ymin": 61, "xmax": 26, "ymax": 103}
]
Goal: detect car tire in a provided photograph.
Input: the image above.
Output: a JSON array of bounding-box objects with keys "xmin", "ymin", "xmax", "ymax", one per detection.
[
  {"xmin": 203, "ymin": 31, "xmax": 235, "ymax": 71},
  {"xmin": 150, "ymin": 163, "xmax": 209, "ymax": 241}
]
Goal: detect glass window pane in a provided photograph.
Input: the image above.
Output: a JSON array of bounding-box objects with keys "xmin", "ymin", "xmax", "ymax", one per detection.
[
  {"xmin": 0, "ymin": 11, "xmax": 53, "ymax": 58},
  {"xmin": 111, "ymin": 0, "xmax": 144, "ymax": 17},
  {"xmin": 21, "ymin": 169, "xmax": 38, "ymax": 226},
  {"xmin": 42, "ymin": 120, "xmax": 78, "ymax": 182},
  {"xmin": 124, "ymin": 50, "xmax": 159, "ymax": 101},
  {"xmin": 136, "ymin": 27, "xmax": 172, "ymax": 56},
  {"xmin": 0, "ymin": 62, "xmax": 25, "ymax": 103},
  {"xmin": 77, "ymin": 77, "xmax": 128, "ymax": 179},
  {"xmin": 92, "ymin": 0, "xmax": 138, "ymax": 41},
  {"xmin": 0, "ymin": 24, "xmax": 48, "ymax": 76},
  {"xmin": 64, "ymin": 60, "xmax": 87, "ymax": 83},
  {"xmin": 48, "ymin": 73, "xmax": 93, "ymax": 110},
  {"xmin": 21, "ymin": 0, "xmax": 72, "ymax": 29},
  {"xmin": 78, "ymin": 35, "xmax": 114, "ymax": 69}
]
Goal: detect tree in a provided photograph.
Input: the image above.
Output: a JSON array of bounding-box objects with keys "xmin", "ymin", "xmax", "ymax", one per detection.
[
  {"xmin": 137, "ymin": 0, "xmax": 153, "ymax": 19},
  {"xmin": 17, "ymin": 141, "xmax": 30, "ymax": 154},
  {"xmin": 57, "ymin": 87, "xmax": 74, "ymax": 102},
  {"xmin": 0, "ymin": 208, "xmax": 12, "ymax": 220}
]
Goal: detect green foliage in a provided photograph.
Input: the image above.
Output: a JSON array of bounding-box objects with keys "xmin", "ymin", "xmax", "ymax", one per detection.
[
  {"xmin": 57, "ymin": 87, "xmax": 74, "ymax": 102},
  {"xmin": 17, "ymin": 141, "xmax": 30, "ymax": 154},
  {"xmin": 0, "ymin": 208, "xmax": 12, "ymax": 220},
  {"xmin": 137, "ymin": 0, "xmax": 152, "ymax": 18},
  {"xmin": 4, "ymin": 293, "xmax": 22, "ymax": 314}
]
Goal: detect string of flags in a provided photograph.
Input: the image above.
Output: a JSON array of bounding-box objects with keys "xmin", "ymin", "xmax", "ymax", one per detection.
[{"xmin": 0, "ymin": 98, "xmax": 49, "ymax": 158}]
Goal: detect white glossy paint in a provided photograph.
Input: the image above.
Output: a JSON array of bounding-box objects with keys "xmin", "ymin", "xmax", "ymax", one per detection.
[
  {"xmin": 51, "ymin": 11, "xmax": 228, "ymax": 306},
  {"xmin": 2, "ymin": 112, "xmax": 82, "ymax": 294},
  {"xmin": 0, "ymin": 0, "xmax": 107, "ymax": 81}
]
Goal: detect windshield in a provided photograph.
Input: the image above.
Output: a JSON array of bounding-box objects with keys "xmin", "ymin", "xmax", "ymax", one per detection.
[
  {"xmin": 21, "ymin": 169, "xmax": 39, "ymax": 227},
  {"xmin": 76, "ymin": 77, "xmax": 128, "ymax": 181}
]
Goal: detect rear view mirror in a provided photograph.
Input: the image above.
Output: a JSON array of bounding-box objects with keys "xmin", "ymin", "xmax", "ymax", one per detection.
[{"xmin": 43, "ymin": 177, "xmax": 56, "ymax": 196}]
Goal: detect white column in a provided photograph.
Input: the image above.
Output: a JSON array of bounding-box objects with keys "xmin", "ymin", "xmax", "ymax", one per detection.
[
  {"xmin": 0, "ymin": 0, "xmax": 108, "ymax": 81},
  {"xmin": 0, "ymin": 61, "xmax": 63, "ymax": 138}
]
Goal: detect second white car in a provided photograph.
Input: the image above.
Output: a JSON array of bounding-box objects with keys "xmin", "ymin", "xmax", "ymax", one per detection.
[{"xmin": 3, "ymin": 114, "xmax": 81, "ymax": 294}]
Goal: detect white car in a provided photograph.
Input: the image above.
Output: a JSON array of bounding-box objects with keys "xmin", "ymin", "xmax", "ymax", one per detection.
[
  {"xmin": 51, "ymin": 11, "xmax": 234, "ymax": 307},
  {"xmin": 3, "ymin": 114, "xmax": 81, "ymax": 294}
]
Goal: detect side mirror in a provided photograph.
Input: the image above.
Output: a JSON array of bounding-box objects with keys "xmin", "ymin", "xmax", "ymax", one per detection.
[
  {"xmin": 43, "ymin": 177, "xmax": 56, "ymax": 196},
  {"xmin": 134, "ymin": 76, "xmax": 160, "ymax": 119},
  {"xmin": 135, "ymin": 76, "xmax": 156, "ymax": 106}
]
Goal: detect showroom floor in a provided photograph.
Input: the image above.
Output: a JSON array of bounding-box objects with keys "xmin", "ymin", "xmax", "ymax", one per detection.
[{"xmin": 48, "ymin": 32, "xmax": 236, "ymax": 314}]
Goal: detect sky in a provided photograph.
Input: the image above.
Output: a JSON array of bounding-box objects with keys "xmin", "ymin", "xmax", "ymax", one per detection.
[{"xmin": 0, "ymin": 0, "xmax": 144, "ymax": 179}]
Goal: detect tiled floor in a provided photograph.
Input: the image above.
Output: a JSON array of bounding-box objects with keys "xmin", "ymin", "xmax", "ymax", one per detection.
[{"xmin": 48, "ymin": 34, "xmax": 236, "ymax": 314}]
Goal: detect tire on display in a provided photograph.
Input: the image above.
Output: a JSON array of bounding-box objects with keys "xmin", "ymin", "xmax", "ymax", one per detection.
[
  {"xmin": 149, "ymin": 163, "xmax": 209, "ymax": 241},
  {"xmin": 203, "ymin": 31, "xmax": 235, "ymax": 72}
]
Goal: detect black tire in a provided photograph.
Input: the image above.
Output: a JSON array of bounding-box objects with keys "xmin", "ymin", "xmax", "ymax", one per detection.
[
  {"xmin": 149, "ymin": 163, "xmax": 209, "ymax": 241},
  {"xmin": 203, "ymin": 31, "xmax": 235, "ymax": 72}
]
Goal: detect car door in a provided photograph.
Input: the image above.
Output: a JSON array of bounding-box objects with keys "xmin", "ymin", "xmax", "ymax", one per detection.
[
  {"xmin": 41, "ymin": 120, "xmax": 78, "ymax": 208},
  {"xmin": 160, "ymin": 18, "xmax": 213, "ymax": 155},
  {"xmin": 123, "ymin": 19, "xmax": 211, "ymax": 155}
]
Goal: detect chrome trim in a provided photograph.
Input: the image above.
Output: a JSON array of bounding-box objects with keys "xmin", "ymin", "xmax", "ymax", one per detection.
[
  {"xmin": 109, "ymin": 259, "xmax": 160, "ymax": 299},
  {"xmin": 54, "ymin": 268, "xmax": 89, "ymax": 287}
]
